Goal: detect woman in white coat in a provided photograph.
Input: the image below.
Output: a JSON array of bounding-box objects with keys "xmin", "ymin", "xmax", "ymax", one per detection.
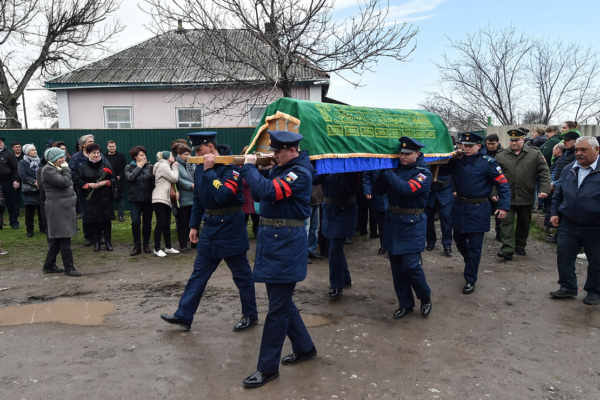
[{"xmin": 152, "ymin": 151, "xmax": 180, "ymax": 257}]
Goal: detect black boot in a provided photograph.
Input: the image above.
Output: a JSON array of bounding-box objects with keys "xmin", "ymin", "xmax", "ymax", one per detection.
[
  {"xmin": 105, "ymin": 234, "xmax": 113, "ymax": 251},
  {"xmin": 94, "ymin": 241, "xmax": 101, "ymax": 252}
]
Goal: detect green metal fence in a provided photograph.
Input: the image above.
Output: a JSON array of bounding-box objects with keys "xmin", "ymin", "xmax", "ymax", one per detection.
[{"xmin": 3, "ymin": 127, "xmax": 255, "ymax": 209}]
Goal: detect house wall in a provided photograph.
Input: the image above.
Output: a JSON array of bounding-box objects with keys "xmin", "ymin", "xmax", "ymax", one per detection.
[{"xmin": 64, "ymin": 85, "xmax": 317, "ymax": 129}]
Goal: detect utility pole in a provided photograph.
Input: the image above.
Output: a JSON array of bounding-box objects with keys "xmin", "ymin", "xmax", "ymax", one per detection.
[{"xmin": 22, "ymin": 93, "xmax": 29, "ymax": 129}]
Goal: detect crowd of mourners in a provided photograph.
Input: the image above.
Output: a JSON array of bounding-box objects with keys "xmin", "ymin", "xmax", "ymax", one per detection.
[{"xmin": 0, "ymin": 122, "xmax": 598, "ymax": 388}]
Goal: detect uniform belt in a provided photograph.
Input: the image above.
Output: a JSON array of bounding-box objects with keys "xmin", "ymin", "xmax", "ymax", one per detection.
[
  {"xmin": 433, "ymin": 179, "xmax": 451, "ymax": 187},
  {"xmin": 259, "ymin": 217, "xmax": 305, "ymax": 228},
  {"xmin": 205, "ymin": 206, "xmax": 243, "ymax": 216},
  {"xmin": 458, "ymin": 197, "xmax": 488, "ymax": 204},
  {"xmin": 323, "ymin": 196, "xmax": 355, "ymax": 205},
  {"xmin": 388, "ymin": 205, "xmax": 424, "ymax": 215}
]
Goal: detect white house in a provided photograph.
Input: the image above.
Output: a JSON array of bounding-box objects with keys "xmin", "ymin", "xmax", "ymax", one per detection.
[{"xmin": 44, "ymin": 28, "xmax": 332, "ymax": 129}]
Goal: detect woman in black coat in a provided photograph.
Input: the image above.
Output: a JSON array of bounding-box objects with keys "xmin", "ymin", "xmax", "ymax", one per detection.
[
  {"xmin": 74, "ymin": 143, "xmax": 115, "ymax": 251},
  {"xmin": 18, "ymin": 144, "xmax": 46, "ymax": 236}
]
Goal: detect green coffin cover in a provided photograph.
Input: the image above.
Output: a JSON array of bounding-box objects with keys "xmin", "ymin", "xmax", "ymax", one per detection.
[{"xmin": 246, "ymin": 98, "xmax": 455, "ymax": 173}]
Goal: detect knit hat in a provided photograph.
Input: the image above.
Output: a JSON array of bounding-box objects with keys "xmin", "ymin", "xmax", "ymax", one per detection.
[
  {"xmin": 22, "ymin": 144, "xmax": 35, "ymax": 156},
  {"xmin": 156, "ymin": 151, "xmax": 171, "ymax": 161},
  {"xmin": 45, "ymin": 147, "xmax": 65, "ymax": 163}
]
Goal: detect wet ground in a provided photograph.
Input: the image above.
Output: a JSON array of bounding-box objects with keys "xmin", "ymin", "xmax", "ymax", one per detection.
[{"xmin": 0, "ymin": 225, "xmax": 599, "ymax": 400}]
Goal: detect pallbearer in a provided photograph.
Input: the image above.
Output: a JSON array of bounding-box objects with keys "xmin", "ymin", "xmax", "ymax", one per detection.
[
  {"xmin": 160, "ymin": 131, "xmax": 258, "ymax": 332},
  {"xmin": 242, "ymin": 130, "xmax": 317, "ymax": 389},
  {"xmin": 312, "ymin": 171, "xmax": 359, "ymax": 298},
  {"xmin": 450, "ymin": 132, "xmax": 510, "ymax": 294},
  {"xmin": 374, "ymin": 137, "xmax": 433, "ymax": 319}
]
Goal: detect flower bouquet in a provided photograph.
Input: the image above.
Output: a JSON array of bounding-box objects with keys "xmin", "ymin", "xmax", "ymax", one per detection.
[{"xmin": 87, "ymin": 168, "xmax": 112, "ymax": 201}]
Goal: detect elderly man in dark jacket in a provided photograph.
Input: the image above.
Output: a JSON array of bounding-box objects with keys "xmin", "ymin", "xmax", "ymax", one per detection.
[{"xmin": 550, "ymin": 136, "xmax": 600, "ymax": 305}]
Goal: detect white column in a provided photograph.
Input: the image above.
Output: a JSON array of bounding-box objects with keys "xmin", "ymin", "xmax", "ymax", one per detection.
[
  {"xmin": 309, "ymin": 85, "xmax": 322, "ymax": 103},
  {"xmin": 56, "ymin": 90, "xmax": 70, "ymax": 128}
]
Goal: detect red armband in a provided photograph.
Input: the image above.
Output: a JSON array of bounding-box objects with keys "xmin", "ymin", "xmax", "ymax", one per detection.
[{"xmin": 273, "ymin": 177, "xmax": 292, "ymax": 200}]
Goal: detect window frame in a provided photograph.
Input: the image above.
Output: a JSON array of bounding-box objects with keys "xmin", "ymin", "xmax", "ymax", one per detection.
[
  {"xmin": 247, "ymin": 104, "xmax": 269, "ymax": 127},
  {"xmin": 175, "ymin": 107, "xmax": 203, "ymax": 128},
  {"xmin": 104, "ymin": 106, "xmax": 133, "ymax": 129}
]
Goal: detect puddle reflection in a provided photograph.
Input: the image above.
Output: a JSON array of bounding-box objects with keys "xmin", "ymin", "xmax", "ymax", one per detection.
[{"xmin": 0, "ymin": 301, "xmax": 116, "ymax": 327}]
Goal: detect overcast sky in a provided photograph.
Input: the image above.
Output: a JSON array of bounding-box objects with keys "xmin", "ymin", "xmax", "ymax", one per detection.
[{"xmin": 22, "ymin": 0, "xmax": 600, "ymax": 128}]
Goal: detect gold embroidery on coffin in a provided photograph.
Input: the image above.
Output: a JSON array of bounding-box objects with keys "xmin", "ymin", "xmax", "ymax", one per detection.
[{"xmin": 314, "ymin": 103, "xmax": 436, "ymax": 139}]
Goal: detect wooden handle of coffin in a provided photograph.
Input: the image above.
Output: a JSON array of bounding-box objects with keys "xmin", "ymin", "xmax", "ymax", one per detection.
[{"xmin": 187, "ymin": 156, "xmax": 274, "ymax": 165}]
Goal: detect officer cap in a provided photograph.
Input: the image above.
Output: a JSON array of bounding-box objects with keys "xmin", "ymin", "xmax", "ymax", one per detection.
[
  {"xmin": 187, "ymin": 131, "xmax": 217, "ymax": 151},
  {"xmin": 459, "ymin": 132, "xmax": 485, "ymax": 145},
  {"xmin": 507, "ymin": 127, "xmax": 529, "ymax": 141},
  {"xmin": 399, "ymin": 137, "xmax": 425, "ymax": 153},
  {"xmin": 562, "ymin": 131, "xmax": 580, "ymax": 141},
  {"xmin": 46, "ymin": 139, "xmax": 56, "ymax": 145},
  {"xmin": 267, "ymin": 130, "xmax": 303, "ymax": 151}
]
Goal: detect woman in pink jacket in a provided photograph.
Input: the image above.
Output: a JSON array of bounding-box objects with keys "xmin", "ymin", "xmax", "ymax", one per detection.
[{"xmin": 152, "ymin": 151, "xmax": 179, "ymax": 257}]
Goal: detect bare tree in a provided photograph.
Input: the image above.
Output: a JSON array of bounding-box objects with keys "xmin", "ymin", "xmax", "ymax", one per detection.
[
  {"xmin": 144, "ymin": 0, "xmax": 418, "ymax": 119},
  {"xmin": 430, "ymin": 25, "xmax": 536, "ymax": 127},
  {"xmin": 419, "ymin": 96, "xmax": 485, "ymax": 133},
  {"xmin": 526, "ymin": 39, "xmax": 600, "ymax": 124},
  {"xmin": 521, "ymin": 110, "xmax": 544, "ymax": 125},
  {"xmin": 0, "ymin": 0, "xmax": 123, "ymax": 129},
  {"xmin": 35, "ymin": 91, "xmax": 58, "ymax": 125}
]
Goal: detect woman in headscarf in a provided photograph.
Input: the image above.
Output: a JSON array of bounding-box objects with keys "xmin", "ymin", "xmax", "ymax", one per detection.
[
  {"xmin": 175, "ymin": 144, "xmax": 195, "ymax": 253},
  {"xmin": 152, "ymin": 151, "xmax": 180, "ymax": 257},
  {"xmin": 40, "ymin": 148, "xmax": 81, "ymax": 276},
  {"xmin": 74, "ymin": 143, "xmax": 115, "ymax": 252},
  {"xmin": 18, "ymin": 144, "xmax": 46, "ymax": 237}
]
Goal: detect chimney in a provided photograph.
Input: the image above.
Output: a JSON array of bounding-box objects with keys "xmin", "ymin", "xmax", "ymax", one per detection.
[{"xmin": 177, "ymin": 19, "xmax": 183, "ymax": 33}]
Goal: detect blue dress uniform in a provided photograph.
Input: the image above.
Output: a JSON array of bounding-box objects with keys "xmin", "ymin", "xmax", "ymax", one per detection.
[
  {"xmin": 242, "ymin": 131, "xmax": 316, "ymax": 388},
  {"xmin": 169, "ymin": 132, "xmax": 257, "ymax": 329},
  {"xmin": 450, "ymin": 132, "xmax": 511, "ymax": 292},
  {"xmin": 425, "ymin": 163, "xmax": 454, "ymax": 252},
  {"xmin": 374, "ymin": 138, "xmax": 433, "ymax": 317},
  {"xmin": 363, "ymin": 170, "xmax": 389, "ymax": 253},
  {"xmin": 312, "ymin": 172, "xmax": 359, "ymax": 295}
]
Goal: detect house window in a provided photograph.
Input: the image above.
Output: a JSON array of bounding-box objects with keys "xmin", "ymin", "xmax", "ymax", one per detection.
[
  {"xmin": 177, "ymin": 108, "xmax": 202, "ymax": 127},
  {"xmin": 248, "ymin": 105, "xmax": 268, "ymax": 127},
  {"xmin": 104, "ymin": 107, "xmax": 132, "ymax": 129}
]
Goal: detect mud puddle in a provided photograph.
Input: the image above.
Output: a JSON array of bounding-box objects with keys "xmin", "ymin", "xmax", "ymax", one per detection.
[
  {"xmin": 258, "ymin": 312, "xmax": 341, "ymax": 327},
  {"xmin": 0, "ymin": 301, "xmax": 116, "ymax": 326},
  {"xmin": 587, "ymin": 310, "xmax": 600, "ymax": 328}
]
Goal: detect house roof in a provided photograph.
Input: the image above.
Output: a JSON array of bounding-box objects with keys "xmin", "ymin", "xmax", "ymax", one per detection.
[{"xmin": 45, "ymin": 29, "xmax": 329, "ymax": 89}]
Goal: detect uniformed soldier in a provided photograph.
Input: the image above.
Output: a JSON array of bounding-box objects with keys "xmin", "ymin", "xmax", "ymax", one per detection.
[
  {"xmin": 450, "ymin": 132, "xmax": 511, "ymax": 294},
  {"xmin": 425, "ymin": 162, "xmax": 454, "ymax": 257},
  {"xmin": 374, "ymin": 137, "xmax": 433, "ymax": 318},
  {"xmin": 495, "ymin": 128, "xmax": 551, "ymax": 261},
  {"xmin": 241, "ymin": 130, "xmax": 316, "ymax": 389},
  {"xmin": 312, "ymin": 172, "xmax": 359, "ymax": 297},
  {"xmin": 160, "ymin": 132, "xmax": 258, "ymax": 332}
]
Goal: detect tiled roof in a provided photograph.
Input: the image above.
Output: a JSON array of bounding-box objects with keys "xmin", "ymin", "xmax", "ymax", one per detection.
[{"xmin": 46, "ymin": 29, "xmax": 329, "ymax": 87}]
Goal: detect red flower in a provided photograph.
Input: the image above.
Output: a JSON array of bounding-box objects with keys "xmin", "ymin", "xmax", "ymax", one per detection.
[{"xmin": 103, "ymin": 168, "xmax": 112, "ymax": 174}]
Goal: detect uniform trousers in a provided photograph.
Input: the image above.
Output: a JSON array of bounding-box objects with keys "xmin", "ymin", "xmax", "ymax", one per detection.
[
  {"xmin": 43, "ymin": 237, "xmax": 74, "ymax": 270},
  {"xmin": 425, "ymin": 200, "xmax": 452, "ymax": 248},
  {"xmin": 500, "ymin": 205, "xmax": 533, "ymax": 254},
  {"xmin": 388, "ymin": 253, "xmax": 431, "ymax": 309},
  {"xmin": 453, "ymin": 231, "xmax": 484, "ymax": 283},
  {"xmin": 327, "ymin": 238, "xmax": 352, "ymax": 289},
  {"xmin": 372, "ymin": 210, "xmax": 385, "ymax": 247},
  {"xmin": 257, "ymin": 282, "xmax": 314, "ymax": 374},
  {"xmin": 174, "ymin": 252, "xmax": 257, "ymax": 324},
  {"xmin": 556, "ymin": 220, "xmax": 600, "ymax": 296}
]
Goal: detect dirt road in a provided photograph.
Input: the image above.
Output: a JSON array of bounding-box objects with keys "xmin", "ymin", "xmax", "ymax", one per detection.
[{"xmin": 0, "ymin": 230, "xmax": 598, "ymax": 400}]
